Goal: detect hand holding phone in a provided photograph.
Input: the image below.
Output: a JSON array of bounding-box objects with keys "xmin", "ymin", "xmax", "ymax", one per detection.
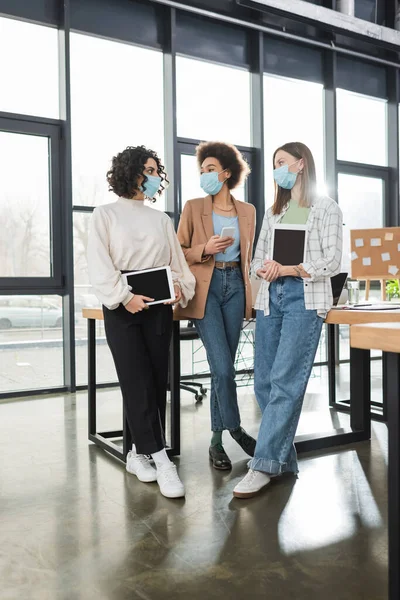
[
  {"xmin": 219, "ymin": 226, "xmax": 235, "ymax": 254},
  {"xmin": 204, "ymin": 228, "xmax": 235, "ymax": 255}
]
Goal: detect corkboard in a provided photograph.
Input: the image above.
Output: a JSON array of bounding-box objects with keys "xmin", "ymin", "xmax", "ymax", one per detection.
[{"xmin": 350, "ymin": 228, "xmax": 400, "ymax": 279}]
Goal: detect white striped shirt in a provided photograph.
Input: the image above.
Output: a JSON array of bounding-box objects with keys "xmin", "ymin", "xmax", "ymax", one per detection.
[{"xmin": 252, "ymin": 196, "xmax": 343, "ymax": 318}]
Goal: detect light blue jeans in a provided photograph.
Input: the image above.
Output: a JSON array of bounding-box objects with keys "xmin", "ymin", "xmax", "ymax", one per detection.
[
  {"xmin": 250, "ymin": 277, "xmax": 324, "ymax": 475},
  {"xmin": 193, "ymin": 267, "xmax": 245, "ymax": 432}
]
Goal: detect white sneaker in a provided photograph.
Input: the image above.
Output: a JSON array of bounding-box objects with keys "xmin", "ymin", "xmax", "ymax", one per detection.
[
  {"xmin": 126, "ymin": 451, "xmax": 157, "ymax": 482},
  {"xmin": 233, "ymin": 469, "xmax": 271, "ymax": 499},
  {"xmin": 156, "ymin": 463, "xmax": 185, "ymax": 498}
]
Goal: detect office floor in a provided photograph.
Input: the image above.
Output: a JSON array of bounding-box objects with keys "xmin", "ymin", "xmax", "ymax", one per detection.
[{"xmin": 0, "ymin": 375, "xmax": 388, "ymax": 600}]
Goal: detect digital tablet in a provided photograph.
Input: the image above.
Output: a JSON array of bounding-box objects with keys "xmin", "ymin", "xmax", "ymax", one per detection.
[
  {"xmin": 122, "ymin": 266, "xmax": 175, "ymax": 306},
  {"xmin": 271, "ymin": 224, "xmax": 307, "ymax": 266}
]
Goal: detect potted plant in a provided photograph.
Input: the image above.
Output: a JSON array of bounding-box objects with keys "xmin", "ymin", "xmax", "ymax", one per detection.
[{"xmin": 386, "ymin": 279, "xmax": 400, "ymax": 301}]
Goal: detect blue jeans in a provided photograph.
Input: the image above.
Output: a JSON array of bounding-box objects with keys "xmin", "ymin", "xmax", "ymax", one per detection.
[
  {"xmin": 193, "ymin": 267, "xmax": 245, "ymax": 432},
  {"xmin": 250, "ymin": 277, "xmax": 324, "ymax": 475}
]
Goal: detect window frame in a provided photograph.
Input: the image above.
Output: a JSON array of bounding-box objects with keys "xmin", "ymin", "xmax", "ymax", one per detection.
[{"xmin": 0, "ymin": 115, "xmax": 63, "ymax": 293}]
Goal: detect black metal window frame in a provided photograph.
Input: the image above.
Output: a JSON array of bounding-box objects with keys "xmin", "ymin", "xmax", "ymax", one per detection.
[
  {"xmin": 0, "ymin": 0, "xmax": 399, "ymax": 400},
  {"xmin": 0, "ymin": 113, "xmax": 63, "ymax": 293}
]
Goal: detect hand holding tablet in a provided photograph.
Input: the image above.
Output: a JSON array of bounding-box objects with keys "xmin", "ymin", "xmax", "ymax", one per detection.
[
  {"xmin": 122, "ymin": 266, "xmax": 175, "ymax": 307},
  {"xmin": 257, "ymin": 259, "xmax": 281, "ymax": 282},
  {"xmin": 125, "ymin": 294, "xmax": 154, "ymax": 314}
]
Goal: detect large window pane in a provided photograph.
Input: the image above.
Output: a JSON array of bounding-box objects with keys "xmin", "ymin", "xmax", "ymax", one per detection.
[
  {"xmin": 176, "ymin": 56, "xmax": 251, "ymax": 146},
  {"xmin": 264, "ymin": 75, "xmax": 325, "ymax": 208},
  {"xmin": 0, "ymin": 132, "xmax": 51, "ymax": 277},
  {"xmin": 0, "ymin": 295, "xmax": 63, "ymax": 393},
  {"xmin": 338, "ymin": 174, "xmax": 384, "ymax": 273},
  {"xmin": 0, "ymin": 17, "xmax": 59, "ymax": 118},
  {"xmin": 70, "ymin": 33, "xmax": 165, "ymax": 210},
  {"xmin": 337, "ymin": 89, "xmax": 387, "ymax": 166},
  {"xmin": 73, "ymin": 212, "xmax": 118, "ymax": 386}
]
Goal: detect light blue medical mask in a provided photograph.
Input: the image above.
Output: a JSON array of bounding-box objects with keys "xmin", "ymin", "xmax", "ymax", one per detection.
[
  {"xmin": 140, "ymin": 175, "xmax": 162, "ymax": 198},
  {"xmin": 200, "ymin": 170, "xmax": 227, "ymax": 196},
  {"xmin": 273, "ymin": 161, "xmax": 301, "ymax": 190}
]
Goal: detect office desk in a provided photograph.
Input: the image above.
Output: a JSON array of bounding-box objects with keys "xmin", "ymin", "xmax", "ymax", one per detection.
[
  {"xmin": 325, "ymin": 308, "xmax": 400, "ymax": 416},
  {"xmin": 82, "ymin": 306, "xmax": 399, "ymax": 461},
  {"xmin": 351, "ymin": 322, "xmax": 400, "ymax": 600},
  {"xmin": 82, "ymin": 308, "xmax": 181, "ymax": 461}
]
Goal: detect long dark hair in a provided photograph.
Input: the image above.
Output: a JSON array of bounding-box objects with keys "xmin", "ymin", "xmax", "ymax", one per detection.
[{"xmin": 272, "ymin": 142, "xmax": 317, "ymax": 215}]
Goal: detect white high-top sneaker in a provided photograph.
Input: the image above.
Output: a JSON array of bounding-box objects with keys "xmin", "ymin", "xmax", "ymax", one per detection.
[
  {"xmin": 233, "ymin": 469, "xmax": 271, "ymax": 498},
  {"xmin": 126, "ymin": 451, "xmax": 157, "ymax": 483},
  {"xmin": 156, "ymin": 463, "xmax": 185, "ymax": 498}
]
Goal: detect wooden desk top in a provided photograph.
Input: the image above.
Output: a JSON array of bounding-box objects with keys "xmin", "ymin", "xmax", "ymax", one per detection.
[
  {"xmin": 82, "ymin": 306, "xmax": 400, "ymax": 325},
  {"xmin": 351, "ymin": 323, "xmax": 400, "ymax": 353},
  {"xmin": 82, "ymin": 308, "xmax": 104, "ymax": 320},
  {"xmin": 325, "ymin": 308, "xmax": 400, "ymax": 325}
]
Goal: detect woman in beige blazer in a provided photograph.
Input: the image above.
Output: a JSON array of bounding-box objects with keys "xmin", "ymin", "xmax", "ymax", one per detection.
[{"xmin": 175, "ymin": 141, "xmax": 256, "ymax": 470}]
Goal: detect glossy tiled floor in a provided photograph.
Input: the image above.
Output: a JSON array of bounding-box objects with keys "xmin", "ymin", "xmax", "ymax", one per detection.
[{"xmin": 0, "ymin": 380, "xmax": 388, "ymax": 600}]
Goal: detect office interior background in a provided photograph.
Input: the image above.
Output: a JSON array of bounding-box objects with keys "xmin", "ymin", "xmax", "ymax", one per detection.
[
  {"xmin": 1, "ymin": 0, "xmax": 399, "ymax": 402},
  {"xmin": 0, "ymin": 0, "xmax": 399, "ymax": 598}
]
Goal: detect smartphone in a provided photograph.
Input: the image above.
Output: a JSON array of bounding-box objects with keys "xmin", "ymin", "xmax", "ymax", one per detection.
[{"xmin": 220, "ymin": 226, "xmax": 236, "ymax": 239}]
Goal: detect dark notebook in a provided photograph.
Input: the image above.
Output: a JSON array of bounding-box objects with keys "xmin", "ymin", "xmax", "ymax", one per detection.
[
  {"xmin": 123, "ymin": 267, "xmax": 174, "ymax": 305},
  {"xmin": 272, "ymin": 226, "xmax": 306, "ymax": 265}
]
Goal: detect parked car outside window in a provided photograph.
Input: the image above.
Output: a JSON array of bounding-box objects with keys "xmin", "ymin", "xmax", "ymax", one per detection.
[{"xmin": 0, "ymin": 296, "xmax": 63, "ymax": 329}]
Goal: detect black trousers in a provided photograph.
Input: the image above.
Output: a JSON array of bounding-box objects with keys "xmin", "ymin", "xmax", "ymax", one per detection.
[{"xmin": 103, "ymin": 302, "xmax": 173, "ymax": 455}]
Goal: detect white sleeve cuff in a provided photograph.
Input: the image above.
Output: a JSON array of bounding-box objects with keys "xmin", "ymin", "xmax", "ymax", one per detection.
[
  {"xmin": 301, "ymin": 262, "xmax": 316, "ymax": 282},
  {"xmin": 122, "ymin": 292, "xmax": 134, "ymax": 306}
]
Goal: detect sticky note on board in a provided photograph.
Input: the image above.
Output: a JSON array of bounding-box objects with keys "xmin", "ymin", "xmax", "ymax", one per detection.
[
  {"xmin": 382, "ymin": 252, "xmax": 391, "ymax": 262},
  {"xmin": 371, "ymin": 238, "xmax": 381, "ymax": 246},
  {"xmin": 388, "ymin": 265, "xmax": 399, "ymax": 276},
  {"xmin": 355, "ymin": 239, "xmax": 364, "ymax": 247},
  {"xmin": 351, "ymin": 251, "xmax": 358, "ymax": 261},
  {"xmin": 362, "ymin": 257, "xmax": 371, "ymax": 266},
  {"xmin": 385, "ymin": 232, "xmax": 394, "ymax": 241},
  {"xmin": 398, "ymin": 243, "xmax": 400, "ymax": 251}
]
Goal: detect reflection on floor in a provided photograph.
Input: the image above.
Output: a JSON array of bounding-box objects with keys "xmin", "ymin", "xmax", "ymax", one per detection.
[{"xmin": 0, "ymin": 378, "xmax": 387, "ymax": 600}]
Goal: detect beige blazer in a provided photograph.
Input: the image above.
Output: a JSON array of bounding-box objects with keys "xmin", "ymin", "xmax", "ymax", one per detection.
[{"xmin": 174, "ymin": 195, "xmax": 256, "ymax": 320}]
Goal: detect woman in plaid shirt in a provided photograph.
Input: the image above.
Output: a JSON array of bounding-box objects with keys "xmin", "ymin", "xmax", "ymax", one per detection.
[{"xmin": 234, "ymin": 142, "xmax": 343, "ymax": 498}]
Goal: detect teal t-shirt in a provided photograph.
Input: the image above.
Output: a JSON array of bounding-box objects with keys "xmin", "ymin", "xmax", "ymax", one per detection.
[{"xmin": 280, "ymin": 200, "xmax": 310, "ymax": 225}]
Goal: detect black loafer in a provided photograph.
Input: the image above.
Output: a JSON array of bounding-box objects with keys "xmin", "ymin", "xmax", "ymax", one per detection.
[
  {"xmin": 230, "ymin": 428, "xmax": 257, "ymax": 457},
  {"xmin": 209, "ymin": 444, "xmax": 232, "ymax": 470}
]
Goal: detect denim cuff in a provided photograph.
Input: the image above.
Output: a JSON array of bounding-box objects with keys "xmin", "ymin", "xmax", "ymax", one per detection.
[
  {"xmin": 211, "ymin": 426, "xmax": 241, "ymax": 433},
  {"xmin": 248, "ymin": 457, "xmax": 299, "ymax": 476}
]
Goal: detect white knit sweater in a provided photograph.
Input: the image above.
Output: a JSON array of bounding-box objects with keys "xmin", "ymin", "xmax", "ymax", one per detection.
[{"xmin": 87, "ymin": 197, "xmax": 196, "ymax": 310}]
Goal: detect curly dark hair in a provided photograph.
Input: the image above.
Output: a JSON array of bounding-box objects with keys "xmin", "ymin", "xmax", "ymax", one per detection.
[
  {"xmin": 106, "ymin": 145, "xmax": 168, "ymax": 201},
  {"xmin": 196, "ymin": 141, "xmax": 251, "ymax": 190}
]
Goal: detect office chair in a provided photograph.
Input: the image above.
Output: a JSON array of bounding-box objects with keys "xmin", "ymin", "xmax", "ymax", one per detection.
[{"xmin": 179, "ymin": 320, "xmax": 208, "ymax": 403}]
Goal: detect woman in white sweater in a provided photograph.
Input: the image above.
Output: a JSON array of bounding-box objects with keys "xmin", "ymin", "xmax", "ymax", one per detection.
[{"xmin": 87, "ymin": 146, "xmax": 195, "ymax": 499}]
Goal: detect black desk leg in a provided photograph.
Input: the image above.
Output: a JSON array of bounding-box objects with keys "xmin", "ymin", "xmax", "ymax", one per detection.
[
  {"xmin": 349, "ymin": 347, "xmax": 371, "ymax": 439},
  {"xmin": 382, "ymin": 353, "xmax": 388, "ymax": 422},
  {"xmin": 327, "ymin": 324, "xmax": 336, "ymax": 407},
  {"xmin": 386, "ymin": 352, "xmax": 400, "ymax": 600},
  {"xmin": 169, "ymin": 321, "xmax": 181, "ymax": 456},
  {"xmin": 88, "ymin": 318, "xmax": 96, "ymax": 436}
]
